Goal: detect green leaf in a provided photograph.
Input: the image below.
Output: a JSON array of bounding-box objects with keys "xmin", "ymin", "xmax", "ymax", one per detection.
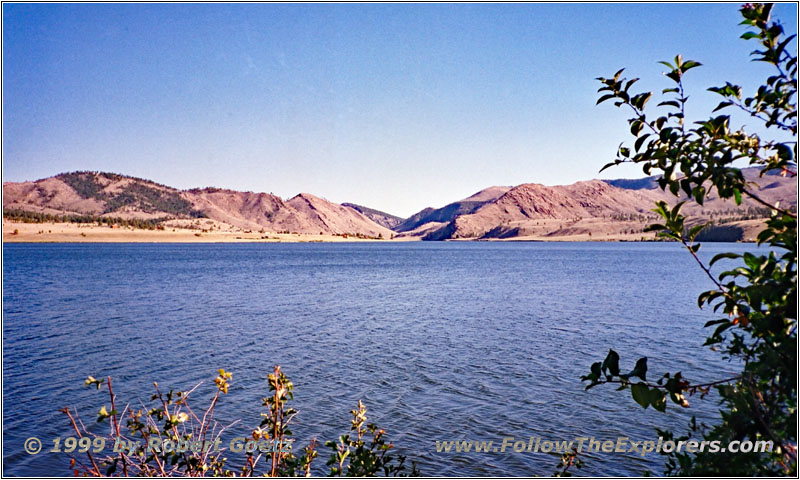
[
  {"xmin": 590, "ymin": 362, "xmax": 602, "ymax": 378},
  {"xmin": 84, "ymin": 375, "xmax": 105, "ymax": 390},
  {"xmin": 670, "ymin": 201, "xmax": 686, "ymax": 219},
  {"xmin": 711, "ymin": 322, "xmax": 733, "ymax": 338},
  {"xmin": 597, "ymin": 94, "xmax": 615, "ymax": 105},
  {"xmin": 710, "ymin": 252, "xmax": 741, "ymax": 265},
  {"xmin": 97, "ymin": 405, "xmax": 114, "ymax": 422},
  {"xmin": 602, "ymin": 349, "xmax": 621, "ymax": 377},
  {"xmin": 649, "ymin": 390, "xmax": 667, "ymax": 412},
  {"xmin": 713, "ymin": 101, "xmax": 733, "ymax": 112},
  {"xmin": 633, "ymin": 92, "xmax": 653, "ymax": 110},
  {"xmin": 688, "ymin": 223, "xmax": 708, "ymax": 240},
  {"xmin": 681, "ymin": 60, "xmax": 702, "ymax": 72},
  {"xmin": 644, "ymin": 223, "xmax": 667, "ymax": 232},
  {"xmin": 704, "ymin": 318, "xmax": 730, "ymax": 328},
  {"xmin": 599, "ymin": 161, "xmax": 620, "ymax": 173},
  {"xmin": 693, "ymin": 186, "xmax": 707, "ymax": 204},
  {"xmin": 631, "ymin": 383, "xmax": 650, "ymax": 409},
  {"xmin": 658, "ymin": 100, "xmax": 681, "ymax": 109},
  {"xmin": 629, "ymin": 357, "xmax": 648, "ymax": 381},
  {"xmin": 665, "ymin": 71, "xmax": 681, "ymax": 83},
  {"xmin": 635, "ymin": 134, "xmax": 650, "ymax": 151}
]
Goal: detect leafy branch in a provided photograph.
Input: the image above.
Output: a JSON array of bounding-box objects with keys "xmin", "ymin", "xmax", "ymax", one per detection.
[{"xmin": 588, "ymin": 3, "xmax": 796, "ymax": 475}]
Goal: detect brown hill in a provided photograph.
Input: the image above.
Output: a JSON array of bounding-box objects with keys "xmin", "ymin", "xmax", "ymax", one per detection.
[
  {"xmin": 422, "ymin": 181, "xmax": 662, "ymax": 240},
  {"xmin": 3, "ymin": 172, "xmax": 392, "ymax": 237},
  {"xmin": 185, "ymin": 188, "xmax": 301, "ymax": 231},
  {"xmin": 287, "ymin": 194, "xmax": 393, "ymax": 237},
  {"xmin": 3, "ymin": 176, "xmax": 107, "ymax": 215},
  {"xmin": 416, "ymin": 170, "xmax": 796, "ymax": 240},
  {"xmin": 4, "ymin": 168, "xmax": 794, "ymax": 241}
]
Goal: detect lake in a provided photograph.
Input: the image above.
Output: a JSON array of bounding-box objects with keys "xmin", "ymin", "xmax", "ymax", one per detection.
[{"xmin": 2, "ymin": 242, "xmax": 760, "ymax": 476}]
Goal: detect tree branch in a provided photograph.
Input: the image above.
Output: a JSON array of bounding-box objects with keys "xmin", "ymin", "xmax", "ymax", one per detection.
[{"xmin": 591, "ymin": 375, "xmax": 741, "ymax": 391}]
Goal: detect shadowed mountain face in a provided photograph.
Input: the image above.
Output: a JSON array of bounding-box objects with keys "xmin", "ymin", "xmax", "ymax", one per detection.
[
  {"xmin": 2, "ymin": 171, "xmax": 393, "ymax": 237},
  {"xmin": 602, "ymin": 166, "xmax": 792, "ymax": 191},
  {"xmin": 341, "ymin": 203, "xmax": 404, "ymax": 230},
  {"xmin": 603, "ymin": 176, "xmax": 661, "ymax": 190},
  {"xmin": 603, "ymin": 164, "xmax": 797, "ymax": 190},
  {"xmin": 395, "ymin": 186, "xmax": 511, "ymax": 232}
]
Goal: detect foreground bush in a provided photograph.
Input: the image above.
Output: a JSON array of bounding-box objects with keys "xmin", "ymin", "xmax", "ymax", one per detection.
[{"xmin": 64, "ymin": 366, "xmax": 419, "ymax": 477}]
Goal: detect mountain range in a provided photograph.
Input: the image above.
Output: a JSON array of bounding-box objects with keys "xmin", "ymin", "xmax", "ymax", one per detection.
[{"xmin": 3, "ymin": 169, "xmax": 796, "ymax": 241}]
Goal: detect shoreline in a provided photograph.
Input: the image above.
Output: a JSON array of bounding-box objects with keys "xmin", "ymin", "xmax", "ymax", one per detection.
[
  {"xmin": 1, "ymin": 220, "xmax": 655, "ymax": 243},
  {"xmin": 2, "ymin": 221, "xmax": 405, "ymax": 243},
  {"xmin": 2, "ymin": 221, "xmax": 756, "ymax": 244}
]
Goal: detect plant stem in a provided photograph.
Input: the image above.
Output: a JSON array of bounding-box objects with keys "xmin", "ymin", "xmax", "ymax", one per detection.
[{"xmin": 61, "ymin": 407, "xmax": 102, "ymax": 476}]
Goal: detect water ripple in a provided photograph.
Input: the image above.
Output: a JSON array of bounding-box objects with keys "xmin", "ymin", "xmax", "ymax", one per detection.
[{"xmin": 3, "ymin": 242, "xmax": 760, "ymax": 476}]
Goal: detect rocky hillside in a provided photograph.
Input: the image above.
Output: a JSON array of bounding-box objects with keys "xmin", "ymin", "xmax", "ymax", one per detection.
[
  {"xmin": 419, "ymin": 180, "xmax": 663, "ymax": 240},
  {"xmin": 3, "ymin": 171, "xmax": 393, "ymax": 237},
  {"xmin": 402, "ymin": 168, "xmax": 796, "ymax": 241},
  {"xmin": 287, "ymin": 194, "xmax": 392, "ymax": 237}
]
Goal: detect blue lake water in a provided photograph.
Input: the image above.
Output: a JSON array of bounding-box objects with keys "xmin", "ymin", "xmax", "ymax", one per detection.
[{"xmin": 2, "ymin": 242, "xmax": 761, "ymax": 476}]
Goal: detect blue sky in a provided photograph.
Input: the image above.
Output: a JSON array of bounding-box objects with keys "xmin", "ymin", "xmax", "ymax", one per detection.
[{"xmin": 3, "ymin": 3, "xmax": 797, "ymax": 217}]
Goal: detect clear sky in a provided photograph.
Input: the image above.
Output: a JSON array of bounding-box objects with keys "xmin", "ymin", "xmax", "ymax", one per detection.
[{"xmin": 3, "ymin": 3, "xmax": 797, "ymax": 217}]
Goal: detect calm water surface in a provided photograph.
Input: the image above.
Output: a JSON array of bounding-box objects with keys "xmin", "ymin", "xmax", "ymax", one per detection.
[{"xmin": 3, "ymin": 242, "xmax": 761, "ymax": 476}]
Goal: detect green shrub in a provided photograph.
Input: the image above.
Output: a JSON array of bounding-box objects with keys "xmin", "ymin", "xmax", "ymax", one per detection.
[{"xmin": 65, "ymin": 367, "xmax": 419, "ymax": 477}]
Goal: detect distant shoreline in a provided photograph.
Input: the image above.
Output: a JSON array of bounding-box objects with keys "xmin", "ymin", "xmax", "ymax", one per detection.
[
  {"xmin": 1, "ymin": 221, "xmax": 405, "ymax": 244},
  {"xmin": 2, "ymin": 220, "xmax": 757, "ymax": 244}
]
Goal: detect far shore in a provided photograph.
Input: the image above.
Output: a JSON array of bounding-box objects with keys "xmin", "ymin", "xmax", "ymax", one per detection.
[
  {"xmin": 2, "ymin": 220, "xmax": 657, "ymax": 243},
  {"xmin": 2, "ymin": 220, "xmax": 758, "ymax": 243},
  {"xmin": 2, "ymin": 221, "xmax": 412, "ymax": 243}
]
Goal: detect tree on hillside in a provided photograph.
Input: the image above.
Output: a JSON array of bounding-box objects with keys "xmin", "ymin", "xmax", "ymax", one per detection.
[{"xmin": 584, "ymin": 3, "xmax": 796, "ymax": 475}]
